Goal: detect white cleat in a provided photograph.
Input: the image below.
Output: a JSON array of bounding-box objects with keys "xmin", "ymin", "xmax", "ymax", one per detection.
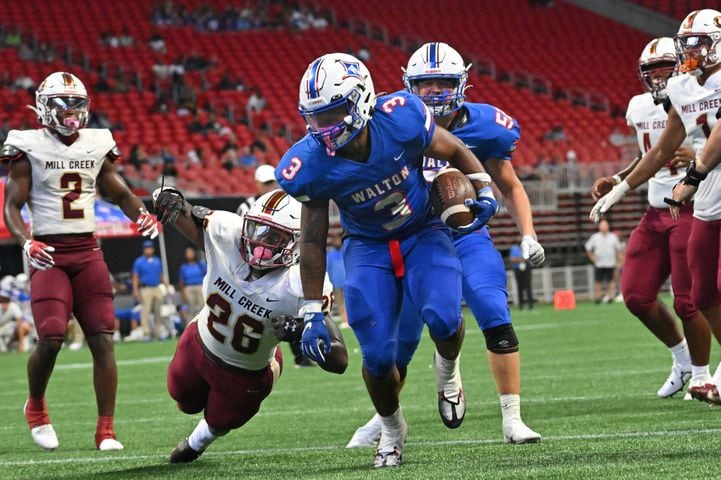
[
  {"xmin": 68, "ymin": 342, "xmax": 83, "ymax": 351},
  {"xmin": 346, "ymin": 414, "xmax": 381, "ymax": 448},
  {"xmin": 98, "ymin": 438, "xmax": 124, "ymax": 451},
  {"xmin": 503, "ymin": 419, "xmax": 541, "ymax": 444},
  {"xmin": 657, "ymin": 363, "xmax": 692, "ymax": 398},
  {"xmin": 30, "ymin": 424, "xmax": 59, "ymax": 450},
  {"xmin": 373, "ymin": 416, "xmax": 407, "ymax": 468},
  {"xmin": 434, "ymin": 352, "xmax": 466, "ymax": 429}
]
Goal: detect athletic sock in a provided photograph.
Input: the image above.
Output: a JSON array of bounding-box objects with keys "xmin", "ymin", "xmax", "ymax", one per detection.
[
  {"xmin": 434, "ymin": 351, "xmax": 461, "ymax": 394},
  {"xmin": 669, "ymin": 339, "xmax": 691, "ymax": 367},
  {"xmin": 25, "ymin": 396, "xmax": 49, "ymax": 427},
  {"xmin": 188, "ymin": 418, "xmax": 218, "ymax": 453},
  {"xmin": 691, "ymin": 364, "xmax": 710, "ymax": 383},
  {"xmin": 500, "ymin": 394, "xmax": 521, "ymax": 422},
  {"xmin": 95, "ymin": 415, "xmax": 116, "ymax": 447}
]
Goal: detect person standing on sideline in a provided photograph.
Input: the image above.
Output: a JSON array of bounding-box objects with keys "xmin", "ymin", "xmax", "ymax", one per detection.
[
  {"xmin": 509, "ymin": 243, "xmax": 534, "ymax": 309},
  {"xmin": 585, "ymin": 219, "xmax": 622, "ymax": 303},
  {"xmin": 236, "ymin": 164, "xmax": 280, "ymax": 216},
  {"xmin": 132, "ymin": 240, "xmax": 168, "ymax": 339},
  {"xmin": 179, "ymin": 247, "xmax": 206, "ymax": 323}
]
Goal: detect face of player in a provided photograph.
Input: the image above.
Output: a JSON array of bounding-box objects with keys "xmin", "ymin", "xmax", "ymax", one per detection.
[
  {"xmin": 415, "ymin": 78, "xmax": 457, "ymax": 98},
  {"xmin": 639, "ymin": 61, "xmax": 676, "ymax": 99},
  {"xmin": 242, "ymin": 218, "xmax": 296, "ymax": 269},
  {"xmin": 676, "ymin": 35, "xmax": 715, "ymax": 73},
  {"xmin": 48, "ymin": 96, "xmax": 89, "ymax": 133}
]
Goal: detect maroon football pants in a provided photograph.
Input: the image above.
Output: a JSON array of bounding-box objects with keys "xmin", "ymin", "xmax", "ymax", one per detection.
[{"xmin": 687, "ymin": 217, "xmax": 721, "ymax": 310}]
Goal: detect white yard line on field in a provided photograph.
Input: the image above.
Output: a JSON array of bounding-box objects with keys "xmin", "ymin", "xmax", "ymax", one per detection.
[{"xmin": 1, "ymin": 427, "xmax": 719, "ymax": 467}]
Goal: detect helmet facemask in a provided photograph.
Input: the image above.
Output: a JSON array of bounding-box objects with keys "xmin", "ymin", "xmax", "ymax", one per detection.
[
  {"xmin": 35, "ymin": 95, "xmax": 90, "ymax": 136},
  {"xmin": 675, "ymin": 33, "xmax": 721, "ymax": 76},
  {"xmin": 638, "ymin": 60, "xmax": 677, "ymax": 101},
  {"xmin": 302, "ymin": 87, "xmax": 366, "ymax": 154},
  {"xmin": 240, "ymin": 215, "xmax": 299, "ymax": 271},
  {"xmin": 405, "ymin": 73, "xmax": 468, "ymax": 117}
]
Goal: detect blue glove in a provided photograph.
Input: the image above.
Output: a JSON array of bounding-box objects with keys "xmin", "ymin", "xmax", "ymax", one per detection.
[
  {"xmin": 300, "ymin": 302, "xmax": 331, "ymax": 363},
  {"xmin": 456, "ymin": 188, "xmax": 498, "ymax": 234}
]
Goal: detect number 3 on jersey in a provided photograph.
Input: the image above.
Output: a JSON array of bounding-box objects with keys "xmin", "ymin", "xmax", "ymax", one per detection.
[
  {"xmin": 374, "ymin": 191, "xmax": 413, "ymax": 231},
  {"xmin": 206, "ymin": 293, "xmax": 264, "ymax": 354}
]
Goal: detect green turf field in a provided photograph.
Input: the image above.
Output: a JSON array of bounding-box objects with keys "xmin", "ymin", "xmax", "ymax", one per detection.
[{"xmin": 1, "ymin": 299, "xmax": 718, "ymax": 479}]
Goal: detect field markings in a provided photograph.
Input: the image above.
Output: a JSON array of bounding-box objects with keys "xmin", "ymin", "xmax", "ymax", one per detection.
[{"xmin": 1, "ymin": 427, "xmax": 720, "ymax": 467}]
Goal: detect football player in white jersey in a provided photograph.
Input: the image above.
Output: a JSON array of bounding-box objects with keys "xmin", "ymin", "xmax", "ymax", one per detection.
[
  {"xmin": 591, "ymin": 10, "xmax": 721, "ymax": 401},
  {"xmin": 590, "ymin": 38, "xmax": 711, "ymax": 398},
  {"xmin": 1, "ymin": 72, "xmax": 160, "ymax": 451},
  {"xmin": 153, "ymin": 187, "xmax": 348, "ymax": 463}
]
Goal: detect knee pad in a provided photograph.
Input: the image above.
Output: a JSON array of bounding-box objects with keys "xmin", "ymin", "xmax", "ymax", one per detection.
[{"xmin": 483, "ymin": 324, "xmax": 519, "ymax": 354}]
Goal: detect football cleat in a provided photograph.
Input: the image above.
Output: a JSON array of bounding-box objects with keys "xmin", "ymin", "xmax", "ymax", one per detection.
[
  {"xmin": 24, "ymin": 399, "xmax": 58, "ymax": 450},
  {"xmin": 373, "ymin": 417, "xmax": 407, "ymax": 468},
  {"xmin": 169, "ymin": 438, "xmax": 202, "ymax": 464},
  {"xmin": 98, "ymin": 438, "xmax": 124, "ymax": 451},
  {"xmin": 434, "ymin": 352, "xmax": 466, "ymax": 429},
  {"xmin": 503, "ymin": 419, "xmax": 542, "ymax": 444},
  {"xmin": 346, "ymin": 414, "xmax": 381, "ymax": 448},
  {"xmin": 657, "ymin": 363, "xmax": 692, "ymax": 398},
  {"xmin": 688, "ymin": 383, "xmax": 721, "ymax": 405}
]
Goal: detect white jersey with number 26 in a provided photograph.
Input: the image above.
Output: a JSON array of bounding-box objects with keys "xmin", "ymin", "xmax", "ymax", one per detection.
[{"xmin": 197, "ymin": 210, "xmax": 333, "ymax": 371}]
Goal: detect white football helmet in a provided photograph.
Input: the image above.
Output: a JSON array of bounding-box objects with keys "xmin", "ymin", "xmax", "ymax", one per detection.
[
  {"xmin": 403, "ymin": 42, "xmax": 470, "ymax": 116},
  {"xmin": 638, "ymin": 37, "xmax": 678, "ymax": 101},
  {"xmin": 298, "ymin": 53, "xmax": 376, "ymax": 153},
  {"xmin": 241, "ymin": 189, "xmax": 301, "ymax": 270},
  {"xmin": 675, "ymin": 9, "xmax": 721, "ymax": 76},
  {"xmin": 13, "ymin": 273, "xmax": 28, "ymax": 292},
  {"xmin": 30, "ymin": 72, "xmax": 89, "ymax": 136}
]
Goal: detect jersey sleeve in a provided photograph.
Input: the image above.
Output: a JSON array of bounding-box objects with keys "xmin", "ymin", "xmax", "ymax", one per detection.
[
  {"xmin": 625, "ymin": 96, "xmax": 638, "ymax": 128},
  {"xmin": 476, "ymin": 112, "xmax": 521, "ymax": 161},
  {"xmin": 401, "ymin": 92, "xmax": 436, "ymax": 153},
  {"xmin": 2, "ymin": 130, "xmax": 31, "ymax": 163},
  {"xmin": 275, "ymin": 138, "xmax": 321, "ymax": 203}
]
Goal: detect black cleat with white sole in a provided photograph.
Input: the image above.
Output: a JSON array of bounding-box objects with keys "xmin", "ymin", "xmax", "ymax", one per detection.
[{"xmin": 169, "ymin": 438, "xmax": 202, "ymax": 464}]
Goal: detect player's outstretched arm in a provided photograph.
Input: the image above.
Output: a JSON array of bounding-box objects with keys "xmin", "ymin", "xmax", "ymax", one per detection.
[
  {"xmin": 98, "ymin": 158, "xmax": 161, "ymax": 239},
  {"xmin": 152, "ymin": 188, "xmax": 206, "ymax": 250},
  {"xmin": 272, "ymin": 313, "xmax": 348, "ymax": 374}
]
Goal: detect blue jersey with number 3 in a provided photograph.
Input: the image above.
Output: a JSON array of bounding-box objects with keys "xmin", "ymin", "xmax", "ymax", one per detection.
[
  {"xmin": 421, "ymin": 102, "xmax": 519, "ymax": 180},
  {"xmin": 276, "ymin": 91, "xmax": 436, "ymax": 240}
]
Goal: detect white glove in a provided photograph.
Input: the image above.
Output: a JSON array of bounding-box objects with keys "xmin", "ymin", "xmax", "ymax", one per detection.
[
  {"xmin": 521, "ymin": 234, "xmax": 545, "ymax": 267},
  {"xmin": 24, "ymin": 239, "xmax": 55, "ymax": 270},
  {"xmin": 589, "ymin": 180, "xmax": 630, "ymax": 223},
  {"xmin": 137, "ymin": 208, "xmax": 160, "ymax": 239}
]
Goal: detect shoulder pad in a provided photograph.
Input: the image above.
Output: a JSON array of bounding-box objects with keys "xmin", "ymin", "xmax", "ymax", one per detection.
[
  {"xmin": 106, "ymin": 145, "xmax": 121, "ymax": 163},
  {"xmin": 192, "ymin": 205, "xmax": 213, "ymax": 228},
  {"xmin": 0, "ymin": 144, "xmax": 24, "ymax": 163},
  {"xmin": 663, "ymin": 97, "xmax": 672, "ymax": 114}
]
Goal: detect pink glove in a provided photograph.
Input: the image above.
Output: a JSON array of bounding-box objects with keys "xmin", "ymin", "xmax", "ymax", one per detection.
[
  {"xmin": 23, "ymin": 239, "xmax": 55, "ymax": 270},
  {"xmin": 137, "ymin": 209, "xmax": 160, "ymax": 239}
]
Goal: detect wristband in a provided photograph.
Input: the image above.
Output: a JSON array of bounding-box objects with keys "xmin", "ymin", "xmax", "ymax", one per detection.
[
  {"xmin": 466, "ymin": 172, "xmax": 492, "ymax": 184},
  {"xmin": 477, "ymin": 185, "xmax": 496, "ymax": 201},
  {"xmin": 612, "ymin": 174, "xmax": 622, "ymax": 185},
  {"xmin": 682, "ymin": 163, "xmax": 708, "ymax": 187},
  {"xmin": 299, "ymin": 300, "xmax": 323, "ymax": 317}
]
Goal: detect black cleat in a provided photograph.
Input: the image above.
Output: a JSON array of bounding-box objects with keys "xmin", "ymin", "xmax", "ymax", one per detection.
[{"xmin": 169, "ymin": 438, "xmax": 202, "ymax": 464}]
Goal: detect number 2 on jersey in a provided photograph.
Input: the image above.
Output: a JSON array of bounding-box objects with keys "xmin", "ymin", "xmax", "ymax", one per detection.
[
  {"xmin": 206, "ymin": 293, "xmax": 264, "ymax": 354},
  {"xmin": 60, "ymin": 172, "xmax": 84, "ymax": 219}
]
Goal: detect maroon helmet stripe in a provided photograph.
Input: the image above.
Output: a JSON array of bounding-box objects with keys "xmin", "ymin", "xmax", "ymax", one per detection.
[{"xmin": 262, "ymin": 191, "xmax": 286, "ymax": 214}]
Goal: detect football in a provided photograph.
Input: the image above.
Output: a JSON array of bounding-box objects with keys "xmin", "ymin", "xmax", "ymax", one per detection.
[{"xmin": 430, "ymin": 167, "xmax": 476, "ymax": 230}]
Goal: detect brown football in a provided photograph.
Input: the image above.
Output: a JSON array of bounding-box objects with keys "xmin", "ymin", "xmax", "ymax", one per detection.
[{"xmin": 430, "ymin": 167, "xmax": 476, "ymax": 231}]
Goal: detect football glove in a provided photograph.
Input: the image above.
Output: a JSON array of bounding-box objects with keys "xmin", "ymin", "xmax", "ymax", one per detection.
[
  {"xmin": 153, "ymin": 187, "xmax": 187, "ymax": 225},
  {"xmin": 457, "ymin": 186, "xmax": 499, "ymax": 234},
  {"xmin": 271, "ymin": 314, "xmax": 303, "ymax": 343},
  {"xmin": 589, "ymin": 180, "xmax": 630, "ymax": 223},
  {"xmin": 23, "ymin": 239, "xmax": 55, "ymax": 270},
  {"xmin": 136, "ymin": 208, "xmax": 161, "ymax": 239},
  {"xmin": 521, "ymin": 235, "xmax": 545, "ymax": 267},
  {"xmin": 299, "ymin": 301, "xmax": 330, "ymax": 363}
]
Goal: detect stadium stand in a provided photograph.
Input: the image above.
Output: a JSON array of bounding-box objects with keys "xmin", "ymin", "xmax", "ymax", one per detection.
[{"xmin": 628, "ymin": 0, "xmax": 720, "ymax": 19}]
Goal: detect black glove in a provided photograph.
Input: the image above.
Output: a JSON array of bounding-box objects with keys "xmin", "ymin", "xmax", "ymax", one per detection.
[
  {"xmin": 153, "ymin": 188, "xmax": 187, "ymax": 225},
  {"xmin": 271, "ymin": 315, "xmax": 303, "ymax": 343}
]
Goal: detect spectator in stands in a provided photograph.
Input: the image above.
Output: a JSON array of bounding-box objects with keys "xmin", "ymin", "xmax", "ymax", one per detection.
[
  {"xmin": 119, "ymin": 28, "xmax": 134, "ymax": 47},
  {"xmin": 247, "ymin": 88, "xmax": 267, "ymax": 114},
  {"xmin": 160, "ymin": 161, "xmax": 178, "ymax": 187},
  {"xmin": 4, "ymin": 28, "xmax": 22, "ymax": 47},
  {"xmin": 179, "ymin": 247, "xmax": 206, "ymax": 323},
  {"xmin": 0, "ymin": 291, "xmax": 31, "ymax": 352},
  {"xmin": 509, "ymin": 243, "xmax": 535, "ymax": 309},
  {"xmin": 132, "ymin": 240, "xmax": 168, "ymax": 340},
  {"xmin": 216, "ymin": 70, "xmax": 245, "ymax": 91},
  {"xmin": 149, "ymin": 33, "xmax": 167, "ymax": 53},
  {"xmin": 128, "ymin": 144, "xmax": 149, "ymax": 169},
  {"xmin": 221, "ymin": 147, "xmax": 240, "ymax": 172},
  {"xmin": 239, "ymin": 146, "xmax": 258, "ymax": 170},
  {"xmin": 543, "ymin": 125, "xmax": 567, "ymax": 142},
  {"xmin": 236, "ymin": 164, "xmax": 279, "ymax": 216},
  {"xmin": 185, "ymin": 146, "xmax": 204, "ymax": 166},
  {"xmin": 357, "ymin": 45, "xmax": 372, "ymax": 62},
  {"xmin": 13, "ymin": 75, "xmax": 35, "ymax": 93},
  {"xmin": 585, "ymin": 219, "xmax": 622, "ymax": 304}
]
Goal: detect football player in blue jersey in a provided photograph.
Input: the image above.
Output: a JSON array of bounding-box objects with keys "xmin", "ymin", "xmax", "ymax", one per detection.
[
  {"xmin": 347, "ymin": 42, "xmax": 544, "ymax": 448},
  {"xmin": 276, "ymin": 52, "xmax": 498, "ymax": 468}
]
